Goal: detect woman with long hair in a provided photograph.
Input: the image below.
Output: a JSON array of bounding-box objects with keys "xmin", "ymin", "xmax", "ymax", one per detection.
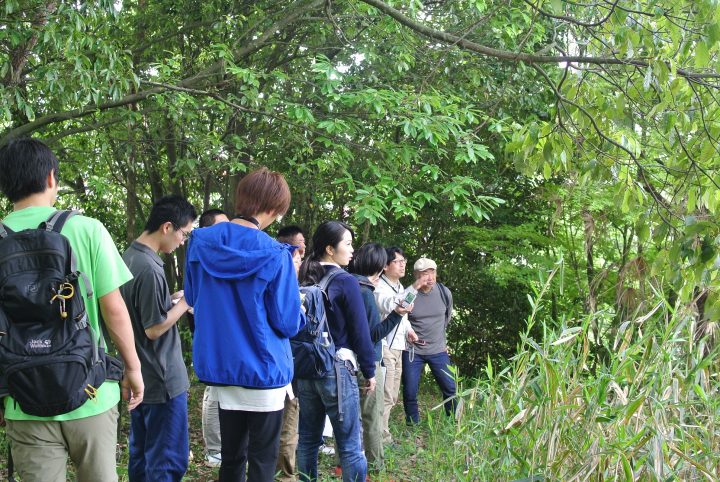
[
  {"xmin": 296, "ymin": 221, "xmax": 375, "ymax": 482},
  {"xmin": 185, "ymin": 168, "xmax": 304, "ymax": 482}
]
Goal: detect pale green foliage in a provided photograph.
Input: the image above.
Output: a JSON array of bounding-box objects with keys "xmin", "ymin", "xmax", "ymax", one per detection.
[
  {"xmin": 403, "ymin": 274, "xmax": 720, "ymax": 480},
  {"xmin": 503, "ymin": 0, "xmax": 720, "ymax": 305}
]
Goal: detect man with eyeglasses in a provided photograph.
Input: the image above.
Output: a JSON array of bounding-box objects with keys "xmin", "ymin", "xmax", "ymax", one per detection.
[
  {"xmin": 373, "ymin": 247, "xmax": 419, "ymax": 444},
  {"xmin": 120, "ymin": 195, "xmax": 197, "ymax": 481}
]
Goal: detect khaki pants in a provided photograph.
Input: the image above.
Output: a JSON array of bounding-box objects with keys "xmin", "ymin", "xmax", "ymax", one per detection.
[
  {"xmin": 202, "ymin": 385, "xmax": 221, "ymax": 454},
  {"xmin": 6, "ymin": 405, "xmax": 119, "ymax": 482},
  {"xmin": 276, "ymin": 394, "xmax": 299, "ymax": 481},
  {"xmin": 359, "ymin": 361, "xmax": 385, "ymax": 470},
  {"xmin": 382, "ymin": 346, "xmax": 403, "ymax": 443}
]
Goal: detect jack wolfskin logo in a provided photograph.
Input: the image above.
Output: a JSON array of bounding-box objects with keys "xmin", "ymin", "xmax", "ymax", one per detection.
[
  {"xmin": 27, "ymin": 283, "xmax": 38, "ymax": 294},
  {"xmin": 27, "ymin": 339, "xmax": 51, "ymax": 351}
]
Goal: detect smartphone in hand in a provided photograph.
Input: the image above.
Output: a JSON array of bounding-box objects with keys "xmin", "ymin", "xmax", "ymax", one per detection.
[{"xmin": 400, "ymin": 291, "xmax": 417, "ymax": 308}]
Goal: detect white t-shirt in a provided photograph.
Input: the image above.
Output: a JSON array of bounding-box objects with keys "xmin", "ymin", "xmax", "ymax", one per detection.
[{"xmin": 209, "ymin": 384, "xmax": 293, "ymax": 412}]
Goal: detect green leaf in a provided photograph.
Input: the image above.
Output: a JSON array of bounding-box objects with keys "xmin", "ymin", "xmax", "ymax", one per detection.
[
  {"xmin": 624, "ymin": 395, "xmax": 645, "ymax": 423},
  {"xmin": 620, "ymin": 189, "xmax": 631, "ymax": 213},
  {"xmin": 687, "ymin": 188, "xmax": 697, "ymax": 213},
  {"xmin": 695, "ymin": 41, "xmax": 710, "ymax": 67},
  {"xmin": 619, "ymin": 452, "xmax": 633, "ymax": 481},
  {"xmin": 542, "ymin": 140, "xmax": 552, "ymax": 163}
]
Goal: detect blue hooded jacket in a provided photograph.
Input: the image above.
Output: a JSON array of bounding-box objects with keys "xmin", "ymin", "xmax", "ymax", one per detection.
[{"xmin": 185, "ymin": 222, "xmax": 304, "ymax": 388}]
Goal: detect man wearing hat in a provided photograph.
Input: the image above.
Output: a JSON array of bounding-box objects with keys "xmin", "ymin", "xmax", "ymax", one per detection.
[{"xmin": 401, "ymin": 257, "xmax": 457, "ymax": 424}]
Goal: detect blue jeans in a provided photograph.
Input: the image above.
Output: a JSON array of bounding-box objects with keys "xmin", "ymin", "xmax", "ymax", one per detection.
[
  {"xmin": 296, "ymin": 361, "xmax": 366, "ymax": 482},
  {"xmin": 402, "ymin": 351, "xmax": 457, "ymax": 424},
  {"xmin": 129, "ymin": 391, "xmax": 189, "ymax": 482}
]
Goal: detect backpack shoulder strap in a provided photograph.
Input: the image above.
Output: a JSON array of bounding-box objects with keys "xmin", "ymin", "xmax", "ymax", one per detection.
[
  {"xmin": 41, "ymin": 210, "xmax": 77, "ymax": 233},
  {"xmin": 315, "ymin": 268, "xmax": 344, "ymax": 344},
  {"xmin": 41, "ymin": 210, "xmax": 93, "ymax": 299},
  {"xmin": 317, "ymin": 267, "xmax": 343, "ymax": 292},
  {"xmin": 0, "ymin": 223, "xmax": 13, "ymax": 239},
  {"xmin": 437, "ymin": 282, "xmax": 452, "ymax": 324}
]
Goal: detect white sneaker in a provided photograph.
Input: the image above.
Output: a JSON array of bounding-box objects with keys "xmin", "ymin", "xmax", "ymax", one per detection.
[
  {"xmin": 320, "ymin": 444, "xmax": 335, "ymax": 455},
  {"xmin": 205, "ymin": 453, "xmax": 222, "ymax": 467}
]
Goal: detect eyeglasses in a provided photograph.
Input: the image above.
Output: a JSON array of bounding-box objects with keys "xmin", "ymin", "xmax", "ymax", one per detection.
[
  {"xmin": 391, "ymin": 258, "xmax": 407, "ymax": 265},
  {"xmin": 178, "ymin": 228, "xmax": 192, "ymax": 241}
]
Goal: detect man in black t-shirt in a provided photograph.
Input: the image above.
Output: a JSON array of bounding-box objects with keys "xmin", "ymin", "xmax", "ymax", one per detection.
[{"xmin": 120, "ymin": 195, "xmax": 196, "ymax": 482}]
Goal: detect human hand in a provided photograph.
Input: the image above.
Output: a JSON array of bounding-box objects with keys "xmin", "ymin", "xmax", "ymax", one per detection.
[
  {"xmin": 121, "ymin": 368, "xmax": 144, "ymax": 411},
  {"xmin": 394, "ymin": 302, "xmax": 413, "ymax": 315},
  {"xmin": 406, "ymin": 329, "xmax": 419, "ymax": 343},
  {"xmin": 364, "ymin": 377, "xmax": 376, "ymax": 394},
  {"xmin": 172, "ymin": 296, "xmax": 189, "ymax": 312},
  {"xmin": 413, "ymin": 272, "xmax": 432, "ymax": 290}
]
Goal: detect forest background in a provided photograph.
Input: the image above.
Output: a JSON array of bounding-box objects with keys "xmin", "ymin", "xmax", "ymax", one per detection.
[{"xmin": 2, "ymin": 0, "xmax": 720, "ymax": 479}]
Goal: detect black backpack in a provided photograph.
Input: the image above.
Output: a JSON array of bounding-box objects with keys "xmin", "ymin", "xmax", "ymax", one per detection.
[
  {"xmin": 291, "ymin": 268, "xmax": 343, "ymax": 379},
  {"xmin": 0, "ymin": 210, "xmax": 123, "ymax": 417}
]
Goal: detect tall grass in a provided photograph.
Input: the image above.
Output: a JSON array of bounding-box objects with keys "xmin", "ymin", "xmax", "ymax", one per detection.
[{"xmin": 405, "ymin": 272, "xmax": 720, "ymax": 481}]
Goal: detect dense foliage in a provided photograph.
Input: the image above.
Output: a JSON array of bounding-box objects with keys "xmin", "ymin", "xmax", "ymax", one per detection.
[{"xmin": 2, "ymin": 1, "xmax": 719, "ymax": 476}]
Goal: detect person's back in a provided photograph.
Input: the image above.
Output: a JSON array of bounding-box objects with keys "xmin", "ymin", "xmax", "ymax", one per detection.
[
  {"xmin": 186, "ymin": 167, "xmax": 302, "ymax": 482},
  {"xmin": 195, "ymin": 208, "xmax": 229, "ymax": 468},
  {"xmin": 0, "ymin": 138, "xmax": 143, "ymax": 482},
  {"xmin": 187, "ymin": 221, "xmax": 301, "ymax": 388}
]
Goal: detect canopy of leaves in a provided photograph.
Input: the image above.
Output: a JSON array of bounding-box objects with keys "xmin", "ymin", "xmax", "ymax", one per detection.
[{"xmin": 2, "ymin": 0, "xmax": 720, "ymax": 373}]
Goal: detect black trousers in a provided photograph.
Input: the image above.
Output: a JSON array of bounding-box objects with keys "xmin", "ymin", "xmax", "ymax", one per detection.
[{"xmin": 219, "ymin": 407, "xmax": 285, "ymax": 482}]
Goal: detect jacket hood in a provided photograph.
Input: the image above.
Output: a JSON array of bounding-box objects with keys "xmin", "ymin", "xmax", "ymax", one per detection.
[{"xmin": 187, "ymin": 222, "xmax": 295, "ymax": 280}]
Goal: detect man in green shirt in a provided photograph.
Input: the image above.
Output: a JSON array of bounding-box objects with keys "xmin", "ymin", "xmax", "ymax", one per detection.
[{"xmin": 0, "ymin": 138, "xmax": 144, "ymax": 482}]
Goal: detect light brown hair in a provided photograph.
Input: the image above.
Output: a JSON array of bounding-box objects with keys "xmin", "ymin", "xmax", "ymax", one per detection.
[{"xmin": 234, "ymin": 167, "xmax": 291, "ymax": 217}]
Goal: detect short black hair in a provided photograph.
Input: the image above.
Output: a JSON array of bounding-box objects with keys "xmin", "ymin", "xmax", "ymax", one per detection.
[
  {"xmin": 144, "ymin": 195, "xmax": 197, "ymax": 233},
  {"xmin": 199, "ymin": 208, "xmax": 227, "ymax": 228},
  {"xmin": 277, "ymin": 225, "xmax": 304, "ymax": 244},
  {"xmin": 385, "ymin": 246, "xmax": 405, "ymax": 266},
  {"xmin": 0, "ymin": 138, "xmax": 60, "ymax": 203},
  {"xmin": 350, "ymin": 242, "xmax": 387, "ymax": 277}
]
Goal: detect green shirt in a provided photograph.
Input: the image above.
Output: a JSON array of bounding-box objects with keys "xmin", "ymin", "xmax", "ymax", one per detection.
[{"xmin": 2, "ymin": 206, "xmax": 133, "ymax": 421}]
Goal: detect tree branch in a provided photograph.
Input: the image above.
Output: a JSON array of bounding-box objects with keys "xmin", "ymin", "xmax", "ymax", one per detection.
[
  {"xmin": 2, "ymin": 1, "xmax": 58, "ymax": 88},
  {"xmin": 358, "ymin": 0, "xmax": 720, "ymax": 80},
  {"xmin": 521, "ymin": 0, "xmax": 619, "ymax": 28},
  {"xmin": 0, "ymin": 0, "xmax": 325, "ymax": 146}
]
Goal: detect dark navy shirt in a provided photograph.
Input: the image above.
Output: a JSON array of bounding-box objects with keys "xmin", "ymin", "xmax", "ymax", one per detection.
[
  {"xmin": 354, "ymin": 274, "xmax": 402, "ymax": 362},
  {"xmin": 323, "ymin": 266, "xmax": 376, "ymax": 379}
]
